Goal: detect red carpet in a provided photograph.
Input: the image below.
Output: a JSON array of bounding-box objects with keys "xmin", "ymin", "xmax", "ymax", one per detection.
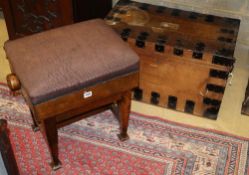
[{"xmin": 0, "ymin": 83, "xmax": 249, "ymax": 175}]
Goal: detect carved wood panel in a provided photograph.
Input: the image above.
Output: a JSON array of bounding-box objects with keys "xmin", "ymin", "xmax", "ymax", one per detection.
[
  {"xmin": 1, "ymin": 0, "xmax": 113, "ymax": 40},
  {"xmin": 1, "ymin": 0, "xmax": 73, "ymax": 39},
  {"xmin": 16, "ymin": 0, "xmax": 60, "ymax": 33}
]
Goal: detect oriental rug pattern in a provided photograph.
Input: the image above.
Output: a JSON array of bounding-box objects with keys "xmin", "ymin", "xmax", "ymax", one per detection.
[{"xmin": 0, "ymin": 83, "xmax": 249, "ymax": 175}]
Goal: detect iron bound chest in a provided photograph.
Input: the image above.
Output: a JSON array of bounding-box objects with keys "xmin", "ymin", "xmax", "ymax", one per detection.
[{"xmin": 105, "ymin": 0, "xmax": 240, "ymax": 119}]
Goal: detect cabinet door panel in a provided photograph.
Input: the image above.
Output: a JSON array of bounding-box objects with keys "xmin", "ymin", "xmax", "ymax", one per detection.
[{"xmin": 1, "ymin": 0, "xmax": 73, "ymax": 40}]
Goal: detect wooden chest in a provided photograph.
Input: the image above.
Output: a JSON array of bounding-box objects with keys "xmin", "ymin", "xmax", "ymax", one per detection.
[{"xmin": 105, "ymin": 0, "xmax": 240, "ymax": 119}]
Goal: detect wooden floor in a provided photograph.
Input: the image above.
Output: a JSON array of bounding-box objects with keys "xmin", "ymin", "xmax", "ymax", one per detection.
[{"xmin": 1, "ymin": 13, "xmax": 249, "ymax": 137}]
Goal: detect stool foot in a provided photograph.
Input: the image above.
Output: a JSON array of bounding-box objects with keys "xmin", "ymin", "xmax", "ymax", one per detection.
[
  {"xmin": 32, "ymin": 124, "xmax": 40, "ymax": 132},
  {"xmin": 50, "ymin": 160, "xmax": 62, "ymax": 171},
  {"xmin": 117, "ymin": 133, "xmax": 129, "ymax": 141}
]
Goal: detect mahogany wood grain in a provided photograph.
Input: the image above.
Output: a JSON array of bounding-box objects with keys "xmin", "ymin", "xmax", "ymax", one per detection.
[
  {"xmin": 7, "ymin": 72, "xmax": 139, "ymax": 170},
  {"xmin": 117, "ymin": 91, "xmax": 131, "ymax": 141},
  {"xmin": 43, "ymin": 117, "xmax": 61, "ymax": 170},
  {"xmin": 35, "ymin": 72, "xmax": 139, "ymax": 120}
]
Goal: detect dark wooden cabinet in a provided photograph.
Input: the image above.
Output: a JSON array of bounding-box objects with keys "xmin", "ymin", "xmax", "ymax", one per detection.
[
  {"xmin": 0, "ymin": 0, "xmax": 112, "ymax": 40},
  {"xmin": 73, "ymin": 0, "xmax": 112, "ymax": 22}
]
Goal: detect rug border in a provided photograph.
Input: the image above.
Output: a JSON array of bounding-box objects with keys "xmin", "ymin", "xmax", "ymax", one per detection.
[
  {"xmin": 131, "ymin": 111, "xmax": 249, "ymax": 141},
  {"xmin": 1, "ymin": 82, "xmax": 248, "ymax": 141}
]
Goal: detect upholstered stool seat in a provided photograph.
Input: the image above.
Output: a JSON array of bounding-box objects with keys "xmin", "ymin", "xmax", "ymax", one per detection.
[
  {"xmin": 5, "ymin": 19, "xmax": 139, "ymax": 105},
  {"xmin": 4, "ymin": 19, "xmax": 139, "ymax": 170}
]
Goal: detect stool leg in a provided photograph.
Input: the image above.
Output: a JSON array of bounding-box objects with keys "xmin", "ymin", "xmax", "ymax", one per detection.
[
  {"xmin": 117, "ymin": 91, "xmax": 131, "ymax": 141},
  {"xmin": 111, "ymin": 103, "xmax": 119, "ymax": 120},
  {"xmin": 43, "ymin": 118, "xmax": 62, "ymax": 170}
]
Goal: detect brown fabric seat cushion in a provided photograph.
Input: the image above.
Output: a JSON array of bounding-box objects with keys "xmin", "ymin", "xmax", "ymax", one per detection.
[{"xmin": 4, "ymin": 19, "xmax": 139, "ymax": 105}]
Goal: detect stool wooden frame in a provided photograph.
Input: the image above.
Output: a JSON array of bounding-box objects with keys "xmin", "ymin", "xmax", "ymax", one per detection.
[{"xmin": 7, "ymin": 72, "xmax": 139, "ymax": 170}]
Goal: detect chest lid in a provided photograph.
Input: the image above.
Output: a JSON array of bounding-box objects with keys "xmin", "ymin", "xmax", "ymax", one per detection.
[{"xmin": 106, "ymin": 0, "xmax": 240, "ymax": 68}]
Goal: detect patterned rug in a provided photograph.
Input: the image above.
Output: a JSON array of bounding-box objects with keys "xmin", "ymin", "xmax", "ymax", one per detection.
[{"xmin": 0, "ymin": 83, "xmax": 249, "ymax": 175}]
